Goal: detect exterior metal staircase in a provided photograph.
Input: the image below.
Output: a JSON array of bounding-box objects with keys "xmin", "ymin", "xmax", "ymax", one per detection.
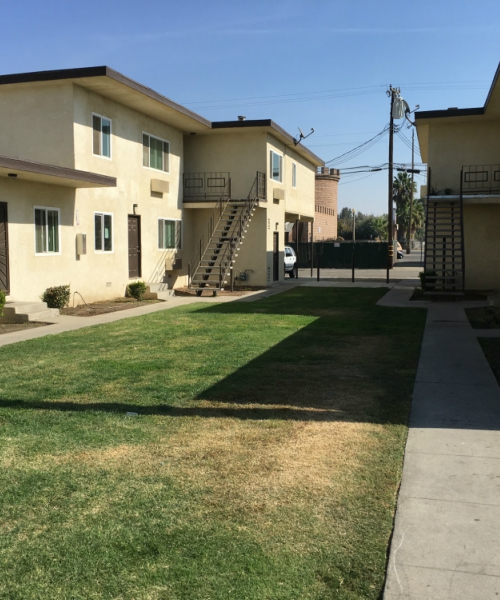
[
  {"xmin": 423, "ymin": 168, "xmax": 465, "ymax": 295},
  {"xmin": 188, "ymin": 174, "xmax": 263, "ymax": 295}
]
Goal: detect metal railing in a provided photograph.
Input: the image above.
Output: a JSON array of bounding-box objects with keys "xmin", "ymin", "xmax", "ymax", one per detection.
[
  {"xmin": 183, "ymin": 172, "xmax": 230, "ymax": 200},
  {"xmin": 462, "ymin": 164, "xmax": 500, "ymax": 194},
  {"xmin": 187, "ymin": 179, "xmax": 231, "ymax": 283},
  {"xmin": 184, "ymin": 171, "xmax": 266, "ymax": 202},
  {"xmin": 212, "ymin": 181, "xmax": 260, "ymax": 288},
  {"xmin": 187, "ymin": 173, "xmax": 262, "ymax": 289}
]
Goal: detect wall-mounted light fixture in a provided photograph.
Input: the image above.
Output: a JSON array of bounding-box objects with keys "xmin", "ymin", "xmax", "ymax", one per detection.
[
  {"xmin": 133, "ymin": 204, "xmax": 138, "ymax": 215},
  {"xmin": 275, "ymin": 222, "xmax": 279, "ymax": 230}
]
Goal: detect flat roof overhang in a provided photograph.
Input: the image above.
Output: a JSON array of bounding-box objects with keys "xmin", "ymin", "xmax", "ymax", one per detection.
[
  {"xmin": 0, "ymin": 155, "xmax": 117, "ymax": 188},
  {"xmin": 0, "ymin": 67, "xmax": 324, "ymax": 165},
  {"xmin": 285, "ymin": 212, "xmax": 314, "ymax": 223},
  {"xmin": 210, "ymin": 120, "xmax": 324, "ymax": 167},
  {"xmin": 0, "ymin": 66, "xmax": 212, "ymax": 134}
]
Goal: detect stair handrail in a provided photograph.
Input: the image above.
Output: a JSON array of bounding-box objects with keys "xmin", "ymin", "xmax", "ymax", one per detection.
[
  {"xmin": 214, "ymin": 175, "xmax": 261, "ymax": 285},
  {"xmin": 187, "ymin": 178, "xmax": 231, "ymax": 286},
  {"xmin": 459, "ymin": 168, "xmax": 466, "ymax": 291},
  {"xmin": 423, "ymin": 166, "xmax": 431, "ymax": 290}
]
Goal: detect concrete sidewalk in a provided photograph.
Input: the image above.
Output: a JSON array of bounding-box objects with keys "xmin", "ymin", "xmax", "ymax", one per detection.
[{"xmin": 384, "ymin": 303, "xmax": 500, "ymax": 599}]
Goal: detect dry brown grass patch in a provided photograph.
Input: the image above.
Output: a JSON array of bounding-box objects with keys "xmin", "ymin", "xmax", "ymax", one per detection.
[{"xmin": 23, "ymin": 410, "xmax": 384, "ymax": 521}]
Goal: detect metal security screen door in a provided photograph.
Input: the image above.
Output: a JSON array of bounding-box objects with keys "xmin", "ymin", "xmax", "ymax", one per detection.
[
  {"xmin": 128, "ymin": 215, "xmax": 141, "ymax": 278},
  {"xmin": 273, "ymin": 232, "xmax": 279, "ymax": 281},
  {"xmin": 0, "ymin": 202, "xmax": 9, "ymax": 293}
]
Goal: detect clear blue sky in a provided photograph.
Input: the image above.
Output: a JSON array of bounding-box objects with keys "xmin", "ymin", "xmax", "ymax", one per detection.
[{"xmin": 1, "ymin": 0, "xmax": 499, "ymax": 214}]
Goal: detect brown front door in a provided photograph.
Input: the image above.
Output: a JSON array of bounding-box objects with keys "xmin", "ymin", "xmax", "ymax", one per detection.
[
  {"xmin": 128, "ymin": 215, "xmax": 141, "ymax": 278},
  {"xmin": 273, "ymin": 231, "xmax": 279, "ymax": 281},
  {"xmin": 0, "ymin": 202, "xmax": 9, "ymax": 293}
]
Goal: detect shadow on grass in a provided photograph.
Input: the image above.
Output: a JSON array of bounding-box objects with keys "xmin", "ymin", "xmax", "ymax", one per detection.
[
  {"xmin": 0, "ymin": 288, "xmax": 426, "ymax": 426},
  {"xmin": 0, "ymin": 398, "xmax": 350, "ymax": 422}
]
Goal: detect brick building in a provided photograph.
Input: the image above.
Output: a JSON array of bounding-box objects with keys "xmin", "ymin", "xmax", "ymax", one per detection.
[{"xmin": 287, "ymin": 167, "xmax": 340, "ymax": 242}]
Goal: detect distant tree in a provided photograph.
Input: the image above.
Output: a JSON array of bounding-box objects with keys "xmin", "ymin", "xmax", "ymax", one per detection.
[
  {"xmin": 337, "ymin": 207, "xmax": 354, "ymax": 240},
  {"xmin": 398, "ymin": 198, "xmax": 425, "ymax": 239},
  {"xmin": 393, "ymin": 173, "xmax": 417, "ymax": 241},
  {"xmin": 393, "ymin": 172, "xmax": 416, "ymax": 208},
  {"xmin": 370, "ymin": 215, "xmax": 389, "ymax": 240},
  {"xmin": 355, "ymin": 215, "xmax": 388, "ymax": 240}
]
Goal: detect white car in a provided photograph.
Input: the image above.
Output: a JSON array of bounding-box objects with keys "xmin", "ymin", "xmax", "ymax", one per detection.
[{"xmin": 284, "ymin": 245, "xmax": 297, "ymax": 278}]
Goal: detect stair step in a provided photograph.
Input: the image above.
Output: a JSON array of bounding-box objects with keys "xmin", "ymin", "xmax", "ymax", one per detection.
[{"xmin": 1, "ymin": 301, "xmax": 60, "ymax": 323}]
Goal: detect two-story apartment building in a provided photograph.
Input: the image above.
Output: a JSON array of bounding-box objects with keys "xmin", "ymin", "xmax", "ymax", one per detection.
[
  {"xmin": 0, "ymin": 67, "xmax": 323, "ymax": 304},
  {"xmin": 415, "ymin": 62, "xmax": 500, "ymax": 292}
]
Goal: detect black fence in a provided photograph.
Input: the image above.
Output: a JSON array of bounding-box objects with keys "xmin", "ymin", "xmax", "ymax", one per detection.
[{"xmin": 289, "ymin": 241, "xmax": 394, "ymax": 270}]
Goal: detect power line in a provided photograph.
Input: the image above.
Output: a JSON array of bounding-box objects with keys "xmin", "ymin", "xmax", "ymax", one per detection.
[
  {"xmin": 182, "ymin": 84, "xmax": 386, "ymax": 106},
  {"xmin": 325, "ymin": 126, "xmax": 389, "ymax": 165},
  {"xmin": 339, "ymin": 172, "xmax": 381, "ymax": 185},
  {"xmin": 181, "ymin": 80, "xmax": 490, "ymax": 110}
]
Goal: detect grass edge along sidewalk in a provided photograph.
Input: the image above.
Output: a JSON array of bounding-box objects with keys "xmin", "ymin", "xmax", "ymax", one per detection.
[{"xmin": 0, "ymin": 287, "xmax": 426, "ymax": 600}]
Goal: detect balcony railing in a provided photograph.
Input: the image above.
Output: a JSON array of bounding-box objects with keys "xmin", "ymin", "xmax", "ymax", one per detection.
[
  {"xmin": 462, "ymin": 164, "xmax": 500, "ymax": 195},
  {"xmin": 183, "ymin": 171, "xmax": 266, "ymax": 201},
  {"xmin": 183, "ymin": 172, "xmax": 231, "ymax": 201}
]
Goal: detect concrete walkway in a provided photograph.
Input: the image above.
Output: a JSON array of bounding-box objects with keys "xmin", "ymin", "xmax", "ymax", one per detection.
[{"xmin": 384, "ymin": 302, "xmax": 500, "ymax": 599}]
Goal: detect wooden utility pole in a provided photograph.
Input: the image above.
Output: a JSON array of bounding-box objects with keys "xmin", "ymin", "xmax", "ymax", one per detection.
[
  {"xmin": 407, "ymin": 128, "xmax": 415, "ymax": 255},
  {"xmin": 387, "ymin": 87, "xmax": 395, "ymax": 284}
]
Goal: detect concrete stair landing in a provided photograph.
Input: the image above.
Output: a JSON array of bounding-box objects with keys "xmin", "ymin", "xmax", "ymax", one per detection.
[
  {"xmin": 1, "ymin": 301, "xmax": 60, "ymax": 323},
  {"xmin": 142, "ymin": 283, "xmax": 176, "ymax": 301}
]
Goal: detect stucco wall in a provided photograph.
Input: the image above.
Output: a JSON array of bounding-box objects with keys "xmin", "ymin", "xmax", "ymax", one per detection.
[
  {"xmin": 1, "ymin": 83, "xmax": 190, "ymax": 303},
  {"xmin": 0, "ymin": 179, "xmax": 83, "ymax": 302},
  {"xmin": 183, "ymin": 130, "xmax": 315, "ymax": 286},
  {"xmin": 184, "ymin": 131, "xmax": 265, "ymax": 199},
  {"xmin": 427, "ymin": 119, "xmax": 500, "ymax": 193},
  {"xmin": 463, "ymin": 203, "xmax": 500, "ymax": 290},
  {"xmin": 266, "ymin": 134, "xmax": 315, "ymax": 220},
  {"xmin": 0, "ymin": 82, "xmax": 75, "ymax": 168}
]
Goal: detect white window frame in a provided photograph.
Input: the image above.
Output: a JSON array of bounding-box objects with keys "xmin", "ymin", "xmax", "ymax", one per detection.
[
  {"xmin": 158, "ymin": 218, "xmax": 182, "ymax": 250},
  {"xmin": 143, "ymin": 132, "xmax": 170, "ymax": 173},
  {"xmin": 34, "ymin": 206, "xmax": 61, "ymax": 256},
  {"xmin": 94, "ymin": 212, "xmax": 114, "ymax": 254},
  {"xmin": 292, "ymin": 162, "xmax": 297, "ymax": 188},
  {"xmin": 270, "ymin": 150, "xmax": 283, "ymax": 183},
  {"xmin": 92, "ymin": 113, "xmax": 112, "ymax": 159}
]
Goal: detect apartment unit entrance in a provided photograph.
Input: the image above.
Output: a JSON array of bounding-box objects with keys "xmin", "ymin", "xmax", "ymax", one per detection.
[
  {"xmin": 128, "ymin": 215, "xmax": 141, "ymax": 278},
  {"xmin": 273, "ymin": 231, "xmax": 279, "ymax": 281},
  {"xmin": 0, "ymin": 202, "xmax": 9, "ymax": 293}
]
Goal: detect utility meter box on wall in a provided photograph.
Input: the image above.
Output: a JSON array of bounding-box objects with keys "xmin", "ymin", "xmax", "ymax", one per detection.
[{"xmin": 76, "ymin": 233, "xmax": 87, "ymax": 256}]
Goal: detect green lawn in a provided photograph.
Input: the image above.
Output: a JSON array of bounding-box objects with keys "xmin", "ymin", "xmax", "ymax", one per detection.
[{"xmin": 0, "ymin": 288, "xmax": 426, "ymax": 600}]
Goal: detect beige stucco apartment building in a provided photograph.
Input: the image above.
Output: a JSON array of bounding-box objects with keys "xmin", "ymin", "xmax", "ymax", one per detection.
[
  {"xmin": 0, "ymin": 67, "xmax": 323, "ymax": 303},
  {"xmin": 416, "ymin": 62, "xmax": 500, "ymax": 291}
]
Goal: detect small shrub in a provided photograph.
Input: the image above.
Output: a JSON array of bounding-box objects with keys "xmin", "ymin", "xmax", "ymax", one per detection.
[
  {"xmin": 128, "ymin": 281, "xmax": 147, "ymax": 301},
  {"xmin": 41, "ymin": 285, "xmax": 71, "ymax": 309},
  {"xmin": 0, "ymin": 289, "xmax": 5, "ymax": 317}
]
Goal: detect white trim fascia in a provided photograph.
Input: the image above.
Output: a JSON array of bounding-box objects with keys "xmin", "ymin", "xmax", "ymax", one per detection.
[
  {"xmin": 33, "ymin": 205, "xmax": 62, "ymax": 256},
  {"xmin": 91, "ymin": 112, "xmax": 113, "ymax": 160},
  {"xmin": 158, "ymin": 217, "xmax": 182, "ymax": 250},
  {"xmin": 93, "ymin": 210, "xmax": 115, "ymax": 254},
  {"xmin": 142, "ymin": 131, "xmax": 170, "ymax": 174},
  {"xmin": 270, "ymin": 149, "xmax": 283, "ymax": 184}
]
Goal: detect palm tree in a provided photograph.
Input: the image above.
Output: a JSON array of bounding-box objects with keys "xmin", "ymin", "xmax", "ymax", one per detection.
[
  {"xmin": 397, "ymin": 198, "xmax": 425, "ymax": 240},
  {"xmin": 393, "ymin": 172, "xmax": 416, "ymax": 209},
  {"xmin": 393, "ymin": 172, "xmax": 417, "ymax": 241}
]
